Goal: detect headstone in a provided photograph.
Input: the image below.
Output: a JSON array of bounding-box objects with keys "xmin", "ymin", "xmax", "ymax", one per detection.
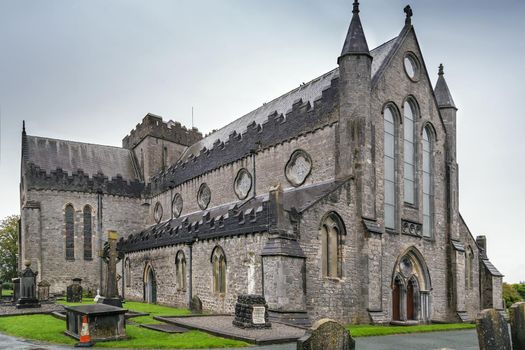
[
  {"xmin": 297, "ymin": 318, "xmax": 355, "ymax": 350},
  {"xmin": 190, "ymin": 295, "xmax": 202, "ymax": 314},
  {"xmin": 11, "ymin": 278, "xmax": 20, "ymax": 302},
  {"xmin": 475, "ymin": 308, "xmax": 511, "ymax": 350},
  {"xmin": 98, "ymin": 230, "xmax": 123, "ymax": 307},
  {"xmin": 66, "ymin": 278, "xmax": 83, "ymax": 302},
  {"xmin": 510, "ymin": 302, "xmax": 525, "ymax": 350},
  {"xmin": 16, "ymin": 261, "xmax": 41, "ymax": 309},
  {"xmin": 232, "ymin": 294, "xmax": 271, "ymax": 329},
  {"xmin": 37, "ymin": 280, "xmax": 51, "ymax": 301}
]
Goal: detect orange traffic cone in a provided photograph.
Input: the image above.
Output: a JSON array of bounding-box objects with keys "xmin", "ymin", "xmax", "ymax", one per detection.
[{"xmin": 75, "ymin": 315, "xmax": 94, "ymax": 347}]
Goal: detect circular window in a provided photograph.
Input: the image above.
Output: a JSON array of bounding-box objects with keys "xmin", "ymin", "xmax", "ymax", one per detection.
[
  {"xmin": 234, "ymin": 168, "xmax": 252, "ymax": 200},
  {"xmin": 172, "ymin": 193, "xmax": 183, "ymax": 218},
  {"xmin": 197, "ymin": 183, "xmax": 211, "ymax": 210},
  {"xmin": 404, "ymin": 53, "xmax": 419, "ymax": 81},
  {"xmin": 285, "ymin": 150, "xmax": 312, "ymax": 187},
  {"xmin": 400, "ymin": 256, "xmax": 413, "ymax": 277},
  {"xmin": 153, "ymin": 202, "xmax": 163, "ymax": 223}
]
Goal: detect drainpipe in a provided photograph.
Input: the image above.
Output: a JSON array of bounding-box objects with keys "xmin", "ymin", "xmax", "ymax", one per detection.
[
  {"xmin": 188, "ymin": 242, "xmax": 193, "ymax": 307},
  {"xmin": 97, "ymin": 193, "xmax": 103, "ymax": 292},
  {"xmin": 251, "ymin": 149, "xmax": 256, "ymax": 197}
]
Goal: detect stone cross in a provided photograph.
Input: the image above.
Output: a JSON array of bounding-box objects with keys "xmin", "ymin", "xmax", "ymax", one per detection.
[
  {"xmin": 475, "ymin": 308, "xmax": 511, "ymax": 350},
  {"xmin": 105, "ymin": 230, "xmax": 119, "ymax": 298}
]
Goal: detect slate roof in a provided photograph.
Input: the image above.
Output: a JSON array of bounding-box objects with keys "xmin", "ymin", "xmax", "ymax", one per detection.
[
  {"xmin": 482, "ymin": 259, "xmax": 504, "ymax": 277},
  {"xmin": 120, "ymin": 180, "xmax": 347, "ymax": 252},
  {"xmin": 25, "ymin": 135, "xmax": 139, "ymax": 181},
  {"xmin": 180, "ymin": 38, "xmax": 398, "ymax": 162}
]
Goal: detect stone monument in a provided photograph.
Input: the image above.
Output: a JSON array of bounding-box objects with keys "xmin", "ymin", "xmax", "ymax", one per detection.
[
  {"xmin": 11, "ymin": 277, "xmax": 20, "ymax": 302},
  {"xmin": 37, "ymin": 280, "xmax": 51, "ymax": 301},
  {"xmin": 510, "ymin": 302, "xmax": 525, "ymax": 350},
  {"xmin": 475, "ymin": 308, "xmax": 511, "ymax": 350},
  {"xmin": 232, "ymin": 294, "xmax": 271, "ymax": 329},
  {"xmin": 66, "ymin": 278, "xmax": 83, "ymax": 302},
  {"xmin": 98, "ymin": 230, "xmax": 123, "ymax": 307},
  {"xmin": 297, "ymin": 318, "xmax": 355, "ymax": 350},
  {"xmin": 16, "ymin": 261, "xmax": 41, "ymax": 309}
]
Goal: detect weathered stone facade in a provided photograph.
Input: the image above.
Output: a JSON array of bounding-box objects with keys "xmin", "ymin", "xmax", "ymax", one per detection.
[{"xmin": 19, "ymin": 3, "xmax": 503, "ymax": 325}]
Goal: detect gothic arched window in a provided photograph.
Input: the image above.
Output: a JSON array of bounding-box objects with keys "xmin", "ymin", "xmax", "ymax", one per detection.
[
  {"xmin": 175, "ymin": 250, "xmax": 187, "ymax": 291},
  {"xmin": 422, "ymin": 126, "xmax": 433, "ymax": 238},
  {"xmin": 403, "ymin": 99, "xmax": 417, "ymax": 205},
  {"xmin": 65, "ymin": 204, "xmax": 75, "ymax": 260},
  {"xmin": 384, "ymin": 106, "xmax": 398, "ymax": 230},
  {"xmin": 320, "ymin": 212, "xmax": 346, "ymax": 278},
  {"xmin": 125, "ymin": 258, "xmax": 131, "ymax": 287},
  {"xmin": 211, "ymin": 246, "xmax": 226, "ymax": 294},
  {"xmin": 465, "ymin": 246, "xmax": 474, "ymax": 289},
  {"xmin": 83, "ymin": 205, "xmax": 93, "ymax": 260}
]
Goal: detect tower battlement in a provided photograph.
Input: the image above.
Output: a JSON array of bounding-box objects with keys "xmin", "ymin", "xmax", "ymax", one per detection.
[{"xmin": 122, "ymin": 113, "xmax": 203, "ymax": 149}]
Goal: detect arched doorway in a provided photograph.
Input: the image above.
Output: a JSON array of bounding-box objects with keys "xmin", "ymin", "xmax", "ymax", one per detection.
[
  {"xmin": 391, "ymin": 247, "xmax": 431, "ymax": 323},
  {"xmin": 144, "ymin": 264, "xmax": 157, "ymax": 304}
]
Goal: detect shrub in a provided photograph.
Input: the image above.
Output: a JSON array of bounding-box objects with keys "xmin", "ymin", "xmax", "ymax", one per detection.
[
  {"xmin": 1, "ymin": 282, "xmax": 13, "ymax": 290},
  {"xmin": 503, "ymin": 283, "xmax": 523, "ymax": 309}
]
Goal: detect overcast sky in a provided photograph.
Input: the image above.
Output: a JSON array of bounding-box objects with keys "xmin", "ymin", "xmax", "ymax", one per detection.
[{"xmin": 0, "ymin": 0, "xmax": 524, "ymax": 283}]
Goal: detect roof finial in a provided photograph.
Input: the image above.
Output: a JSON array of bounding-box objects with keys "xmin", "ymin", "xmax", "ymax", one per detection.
[
  {"xmin": 353, "ymin": 0, "xmax": 360, "ymax": 15},
  {"xmin": 438, "ymin": 63, "xmax": 444, "ymax": 76},
  {"xmin": 404, "ymin": 5, "xmax": 413, "ymax": 25},
  {"xmin": 22, "ymin": 120, "xmax": 26, "ymax": 134}
]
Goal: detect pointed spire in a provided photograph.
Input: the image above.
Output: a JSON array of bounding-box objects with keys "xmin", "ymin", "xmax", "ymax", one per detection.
[
  {"xmin": 434, "ymin": 64, "xmax": 457, "ymax": 109},
  {"xmin": 339, "ymin": 0, "xmax": 370, "ymax": 62},
  {"xmin": 22, "ymin": 120, "xmax": 26, "ymax": 134}
]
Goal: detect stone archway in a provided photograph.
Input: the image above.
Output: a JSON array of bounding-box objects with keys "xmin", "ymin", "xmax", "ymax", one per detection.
[
  {"xmin": 143, "ymin": 263, "xmax": 157, "ymax": 304},
  {"xmin": 391, "ymin": 247, "xmax": 431, "ymax": 323}
]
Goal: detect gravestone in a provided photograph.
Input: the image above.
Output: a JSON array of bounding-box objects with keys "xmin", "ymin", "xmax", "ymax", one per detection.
[
  {"xmin": 37, "ymin": 280, "xmax": 50, "ymax": 301},
  {"xmin": 232, "ymin": 294, "xmax": 271, "ymax": 329},
  {"xmin": 475, "ymin": 308, "xmax": 511, "ymax": 350},
  {"xmin": 16, "ymin": 261, "xmax": 41, "ymax": 309},
  {"xmin": 190, "ymin": 295, "xmax": 202, "ymax": 313},
  {"xmin": 11, "ymin": 277, "xmax": 20, "ymax": 302},
  {"xmin": 64, "ymin": 304, "xmax": 127, "ymax": 341},
  {"xmin": 510, "ymin": 302, "xmax": 525, "ymax": 350},
  {"xmin": 297, "ymin": 318, "xmax": 355, "ymax": 350},
  {"xmin": 66, "ymin": 278, "xmax": 83, "ymax": 302}
]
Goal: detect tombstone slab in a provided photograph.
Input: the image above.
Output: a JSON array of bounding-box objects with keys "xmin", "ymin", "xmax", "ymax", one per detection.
[
  {"xmin": 64, "ymin": 304, "xmax": 127, "ymax": 341},
  {"xmin": 475, "ymin": 308, "xmax": 511, "ymax": 350},
  {"xmin": 510, "ymin": 302, "xmax": 525, "ymax": 350},
  {"xmin": 16, "ymin": 262, "xmax": 40, "ymax": 309},
  {"xmin": 66, "ymin": 278, "xmax": 83, "ymax": 303},
  {"xmin": 190, "ymin": 295, "xmax": 202, "ymax": 314},
  {"xmin": 297, "ymin": 318, "xmax": 355, "ymax": 350}
]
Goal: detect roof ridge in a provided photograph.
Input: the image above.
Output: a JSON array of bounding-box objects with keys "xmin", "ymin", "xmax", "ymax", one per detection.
[{"xmin": 26, "ymin": 134, "xmax": 129, "ymax": 151}]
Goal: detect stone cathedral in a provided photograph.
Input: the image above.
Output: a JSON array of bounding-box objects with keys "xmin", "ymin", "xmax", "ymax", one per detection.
[{"xmin": 19, "ymin": 3, "xmax": 503, "ymax": 325}]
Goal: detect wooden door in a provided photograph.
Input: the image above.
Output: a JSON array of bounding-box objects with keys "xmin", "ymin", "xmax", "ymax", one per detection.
[
  {"xmin": 392, "ymin": 281, "xmax": 400, "ymax": 321},
  {"xmin": 407, "ymin": 280, "xmax": 414, "ymax": 320}
]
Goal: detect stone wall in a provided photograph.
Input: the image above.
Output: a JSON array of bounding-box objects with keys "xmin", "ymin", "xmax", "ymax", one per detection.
[
  {"xmin": 145, "ymin": 125, "xmax": 337, "ymax": 226},
  {"xmin": 20, "ymin": 189, "xmax": 146, "ymax": 293},
  {"xmin": 125, "ymin": 233, "xmax": 268, "ymax": 313}
]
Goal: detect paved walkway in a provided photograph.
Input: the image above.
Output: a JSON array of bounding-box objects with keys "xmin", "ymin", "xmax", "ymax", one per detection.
[
  {"xmin": 355, "ymin": 329, "xmax": 479, "ymax": 350},
  {"xmin": 0, "ymin": 329, "xmax": 478, "ymax": 350}
]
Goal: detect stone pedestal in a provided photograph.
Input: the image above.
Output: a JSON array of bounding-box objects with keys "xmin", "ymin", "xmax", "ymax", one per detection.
[
  {"xmin": 64, "ymin": 304, "xmax": 127, "ymax": 341},
  {"xmin": 232, "ymin": 294, "xmax": 271, "ymax": 329},
  {"xmin": 37, "ymin": 280, "xmax": 50, "ymax": 301},
  {"xmin": 11, "ymin": 278, "xmax": 20, "ymax": 302}
]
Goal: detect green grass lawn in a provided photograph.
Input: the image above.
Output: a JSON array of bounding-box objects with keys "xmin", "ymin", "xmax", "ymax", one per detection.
[
  {"xmin": 57, "ymin": 298, "xmax": 191, "ymax": 324},
  {"xmin": 0, "ymin": 314, "xmax": 248, "ymax": 348},
  {"xmin": 1, "ymin": 289, "xmax": 13, "ymax": 297},
  {"xmin": 347, "ymin": 323, "xmax": 476, "ymax": 337}
]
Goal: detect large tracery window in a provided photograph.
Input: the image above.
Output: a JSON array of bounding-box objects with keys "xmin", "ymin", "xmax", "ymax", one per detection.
[
  {"xmin": 384, "ymin": 106, "xmax": 397, "ymax": 230},
  {"xmin": 65, "ymin": 204, "xmax": 75, "ymax": 260},
  {"xmin": 212, "ymin": 246, "xmax": 226, "ymax": 294},
  {"xmin": 83, "ymin": 205, "xmax": 92, "ymax": 260},
  {"xmin": 320, "ymin": 212, "xmax": 345, "ymax": 278},
  {"xmin": 403, "ymin": 100, "xmax": 417, "ymax": 205},
  {"xmin": 422, "ymin": 127, "xmax": 433, "ymax": 238},
  {"xmin": 175, "ymin": 250, "xmax": 187, "ymax": 291}
]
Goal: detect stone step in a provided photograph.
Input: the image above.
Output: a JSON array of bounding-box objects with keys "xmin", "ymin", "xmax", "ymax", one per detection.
[
  {"xmin": 457, "ymin": 311, "xmax": 471, "ymax": 323},
  {"xmin": 139, "ymin": 323, "xmax": 190, "ymax": 333},
  {"xmin": 368, "ymin": 310, "xmax": 389, "ymax": 325}
]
